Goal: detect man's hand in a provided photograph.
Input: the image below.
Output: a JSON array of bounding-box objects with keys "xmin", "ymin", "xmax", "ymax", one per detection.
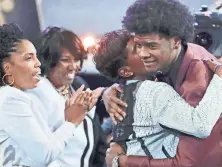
[
  {"xmin": 106, "ymin": 142, "xmax": 126, "ymax": 167},
  {"xmin": 203, "ymin": 58, "xmax": 222, "ymax": 77},
  {"xmin": 102, "ymin": 84, "xmax": 127, "ymax": 124}
]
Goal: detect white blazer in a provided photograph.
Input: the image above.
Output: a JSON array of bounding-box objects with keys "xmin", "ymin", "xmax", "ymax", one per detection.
[{"xmin": 0, "ymin": 82, "xmax": 76, "ymax": 167}]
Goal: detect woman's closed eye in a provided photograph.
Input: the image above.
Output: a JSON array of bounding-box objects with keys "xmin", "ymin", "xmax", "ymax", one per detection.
[
  {"xmin": 25, "ymin": 56, "xmax": 32, "ymax": 60},
  {"xmin": 60, "ymin": 58, "xmax": 69, "ymax": 62}
]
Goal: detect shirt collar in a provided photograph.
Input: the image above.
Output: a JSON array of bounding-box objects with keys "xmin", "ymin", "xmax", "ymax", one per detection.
[
  {"xmin": 169, "ymin": 44, "xmax": 186, "ymax": 86},
  {"xmin": 126, "ymin": 80, "xmax": 140, "ymax": 85},
  {"xmin": 154, "ymin": 44, "xmax": 186, "ymax": 86}
]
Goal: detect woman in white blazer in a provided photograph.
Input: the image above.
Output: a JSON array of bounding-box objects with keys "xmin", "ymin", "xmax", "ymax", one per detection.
[{"xmin": 32, "ymin": 26, "xmax": 108, "ymax": 167}]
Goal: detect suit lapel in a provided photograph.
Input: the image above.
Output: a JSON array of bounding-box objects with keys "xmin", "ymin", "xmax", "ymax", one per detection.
[{"xmin": 175, "ymin": 43, "xmax": 195, "ymax": 92}]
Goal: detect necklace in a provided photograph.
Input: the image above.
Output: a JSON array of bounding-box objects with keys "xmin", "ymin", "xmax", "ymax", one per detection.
[
  {"xmin": 45, "ymin": 77, "xmax": 72, "ymax": 100},
  {"xmin": 55, "ymin": 85, "xmax": 71, "ymax": 100}
]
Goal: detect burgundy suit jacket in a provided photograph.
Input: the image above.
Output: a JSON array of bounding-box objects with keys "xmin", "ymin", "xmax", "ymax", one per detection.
[{"xmin": 126, "ymin": 43, "xmax": 222, "ymax": 167}]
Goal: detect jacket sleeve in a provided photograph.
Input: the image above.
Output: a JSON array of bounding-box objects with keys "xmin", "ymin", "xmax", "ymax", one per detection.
[{"xmin": 152, "ymin": 74, "xmax": 222, "ymax": 138}]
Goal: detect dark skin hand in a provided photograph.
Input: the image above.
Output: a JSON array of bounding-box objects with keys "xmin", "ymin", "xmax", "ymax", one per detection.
[
  {"xmin": 102, "ymin": 83, "xmax": 127, "ymax": 124},
  {"xmin": 106, "ymin": 142, "xmax": 127, "ymax": 167},
  {"xmin": 202, "ymin": 58, "xmax": 222, "ymax": 76}
]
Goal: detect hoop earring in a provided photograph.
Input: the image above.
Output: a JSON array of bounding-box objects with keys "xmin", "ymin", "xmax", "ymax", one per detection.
[{"xmin": 2, "ymin": 74, "xmax": 14, "ymax": 86}]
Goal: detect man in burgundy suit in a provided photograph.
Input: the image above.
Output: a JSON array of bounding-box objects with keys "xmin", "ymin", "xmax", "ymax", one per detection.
[{"xmin": 103, "ymin": 0, "xmax": 222, "ymax": 167}]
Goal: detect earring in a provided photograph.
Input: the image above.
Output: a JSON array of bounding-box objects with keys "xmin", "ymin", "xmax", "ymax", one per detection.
[{"xmin": 2, "ymin": 74, "xmax": 14, "ymax": 86}]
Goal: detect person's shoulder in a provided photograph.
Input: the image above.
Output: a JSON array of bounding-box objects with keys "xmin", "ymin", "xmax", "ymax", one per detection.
[
  {"xmin": 0, "ymin": 86, "xmax": 33, "ymax": 120},
  {"xmin": 182, "ymin": 44, "xmax": 213, "ymax": 94},
  {"xmin": 186, "ymin": 43, "xmax": 214, "ymax": 76},
  {"xmin": 140, "ymin": 80, "xmax": 171, "ymax": 94},
  {"xmin": 26, "ymin": 77, "xmax": 58, "ymax": 100},
  {"xmin": 34, "ymin": 77, "xmax": 54, "ymax": 91},
  {"xmin": 25, "ymin": 77, "xmax": 65, "ymax": 113},
  {"xmin": 142, "ymin": 80, "xmax": 169, "ymax": 87},
  {"xmin": 0, "ymin": 86, "xmax": 30, "ymax": 105},
  {"xmin": 187, "ymin": 43, "xmax": 214, "ymax": 60}
]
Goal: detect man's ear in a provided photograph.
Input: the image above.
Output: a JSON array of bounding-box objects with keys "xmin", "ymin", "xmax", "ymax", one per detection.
[
  {"xmin": 118, "ymin": 66, "xmax": 134, "ymax": 78},
  {"xmin": 171, "ymin": 37, "xmax": 181, "ymax": 49}
]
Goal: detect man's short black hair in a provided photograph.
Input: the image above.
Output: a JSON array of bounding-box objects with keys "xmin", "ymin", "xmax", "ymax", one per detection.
[
  {"xmin": 94, "ymin": 29, "xmax": 131, "ymax": 82},
  {"xmin": 33, "ymin": 26, "xmax": 86, "ymax": 76},
  {"xmin": 122, "ymin": 0, "xmax": 195, "ymax": 43}
]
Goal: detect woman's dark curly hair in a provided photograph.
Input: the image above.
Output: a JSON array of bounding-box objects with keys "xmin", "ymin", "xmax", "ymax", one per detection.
[
  {"xmin": 0, "ymin": 23, "xmax": 24, "ymax": 86},
  {"xmin": 122, "ymin": 0, "xmax": 195, "ymax": 43},
  {"xmin": 94, "ymin": 29, "xmax": 131, "ymax": 82},
  {"xmin": 33, "ymin": 26, "xmax": 86, "ymax": 76}
]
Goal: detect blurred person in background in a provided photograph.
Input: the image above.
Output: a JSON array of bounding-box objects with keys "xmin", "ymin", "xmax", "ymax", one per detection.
[
  {"xmin": 0, "ymin": 23, "xmax": 91, "ymax": 167},
  {"xmin": 101, "ymin": 117, "xmax": 113, "ymax": 143},
  {"xmin": 32, "ymin": 26, "xmax": 107, "ymax": 167}
]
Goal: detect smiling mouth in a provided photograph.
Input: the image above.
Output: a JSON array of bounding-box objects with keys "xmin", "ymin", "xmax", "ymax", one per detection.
[
  {"xmin": 66, "ymin": 73, "xmax": 75, "ymax": 79},
  {"xmin": 143, "ymin": 60, "xmax": 156, "ymax": 65}
]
